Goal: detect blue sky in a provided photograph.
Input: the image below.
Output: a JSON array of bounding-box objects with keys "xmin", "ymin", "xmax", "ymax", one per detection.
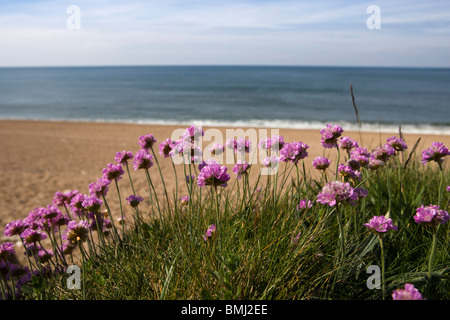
[{"xmin": 1, "ymin": 0, "xmax": 450, "ymax": 67}]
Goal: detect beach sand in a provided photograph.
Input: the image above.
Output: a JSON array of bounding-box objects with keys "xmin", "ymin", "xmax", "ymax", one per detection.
[{"xmin": 1, "ymin": 119, "xmax": 449, "ymax": 241}]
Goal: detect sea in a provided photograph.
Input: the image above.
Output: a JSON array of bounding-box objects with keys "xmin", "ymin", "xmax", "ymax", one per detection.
[{"xmin": 0, "ymin": 66, "xmax": 449, "ymax": 134}]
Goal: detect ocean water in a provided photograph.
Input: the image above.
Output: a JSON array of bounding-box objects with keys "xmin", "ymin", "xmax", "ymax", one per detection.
[{"xmin": 0, "ymin": 66, "xmax": 449, "ymax": 134}]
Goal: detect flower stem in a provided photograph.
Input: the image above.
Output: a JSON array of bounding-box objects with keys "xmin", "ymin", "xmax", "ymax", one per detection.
[
  {"xmin": 151, "ymin": 146, "xmax": 171, "ymax": 212},
  {"xmin": 336, "ymin": 206, "xmax": 345, "ymax": 263},
  {"xmin": 114, "ymin": 179, "xmax": 125, "ymax": 236},
  {"xmin": 379, "ymin": 235, "xmax": 386, "ymax": 300},
  {"xmin": 428, "ymin": 228, "xmax": 437, "ymax": 280},
  {"xmin": 438, "ymin": 163, "xmax": 444, "ymax": 207},
  {"xmin": 125, "ymin": 161, "xmax": 136, "ymax": 196},
  {"xmin": 145, "ymin": 168, "xmax": 164, "ymax": 232}
]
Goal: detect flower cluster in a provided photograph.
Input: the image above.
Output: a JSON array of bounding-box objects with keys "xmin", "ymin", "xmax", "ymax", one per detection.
[
  {"xmin": 312, "ymin": 156, "xmax": 331, "ymax": 171},
  {"xmin": 203, "ymin": 224, "xmax": 216, "ymax": 241},
  {"xmin": 320, "ymin": 123, "xmax": 344, "ymax": 148},
  {"xmin": 364, "ymin": 215, "xmax": 398, "ymax": 235},
  {"xmin": 421, "ymin": 142, "xmax": 450, "ymax": 165},
  {"xmin": 232, "ymin": 160, "xmax": 251, "ymax": 180},
  {"xmin": 279, "ymin": 141, "xmax": 309, "ymax": 164},
  {"xmin": 197, "ymin": 160, "xmax": 230, "ymax": 188},
  {"xmin": 317, "ymin": 181, "xmax": 365, "ymax": 207},
  {"xmin": 414, "ymin": 204, "xmax": 449, "ymax": 227},
  {"xmin": 392, "ymin": 283, "xmax": 424, "ymax": 300}
]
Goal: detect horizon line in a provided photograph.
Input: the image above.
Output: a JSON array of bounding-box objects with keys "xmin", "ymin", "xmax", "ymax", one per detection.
[{"xmin": 1, "ymin": 64, "xmax": 450, "ymax": 70}]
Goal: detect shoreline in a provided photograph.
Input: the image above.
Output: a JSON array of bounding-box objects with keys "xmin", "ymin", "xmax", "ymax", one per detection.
[
  {"xmin": 1, "ymin": 119, "xmax": 449, "ymax": 237},
  {"xmin": 1, "ymin": 117, "xmax": 450, "ymax": 136}
]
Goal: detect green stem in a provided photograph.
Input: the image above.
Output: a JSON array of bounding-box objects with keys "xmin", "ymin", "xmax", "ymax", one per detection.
[
  {"xmin": 102, "ymin": 194, "xmax": 120, "ymax": 242},
  {"xmin": 335, "ymin": 145, "xmax": 341, "ymax": 180},
  {"xmin": 114, "ymin": 179, "xmax": 125, "ymax": 236},
  {"xmin": 78, "ymin": 241, "xmax": 87, "ymax": 300},
  {"xmin": 428, "ymin": 228, "xmax": 437, "ymax": 280},
  {"xmin": 151, "ymin": 146, "xmax": 171, "ymax": 211},
  {"xmin": 438, "ymin": 163, "xmax": 444, "ymax": 207},
  {"xmin": 125, "ymin": 161, "xmax": 136, "ymax": 196},
  {"xmin": 336, "ymin": 206, "xmax": 345, "ymax": 263},
  {"xmin": 379, "ymin": 235, "xmax": 385, "ymax": 300},
  {"xmin": 145, "ymin": 168, "xmax": 164, "ymax": 231}
]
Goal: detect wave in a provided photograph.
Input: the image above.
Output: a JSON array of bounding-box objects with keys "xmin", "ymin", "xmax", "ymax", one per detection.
[{"xmin": 1, "ymin": 116, "xmax": 450, "ymax": 135}]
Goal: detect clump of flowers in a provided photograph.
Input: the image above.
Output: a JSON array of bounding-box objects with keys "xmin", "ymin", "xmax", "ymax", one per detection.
[
  {"xmin": 4, "ymin": 220, "xmax": 27, "ymax": 237},
  {"xmin": 208, "ymin": 143, "xmax": 225, "ymax": 156},
  {"xmin": 338, "ymin": 136, "xmax": 358, "ymax": 151},
  {"xmin": 364, "ymin": 215, "xmax": 398, "ymax": 235},
  {"xmin": 421, "ymin": 142, "xmax": 450, "ymax": 165},
  {"xmin": 371, "ymin": 144, "xmax": 396, "ymax": 163},
  {"xmin": 138, "ymin": 134, "xmax": 157, "ymax": 150},
  {"xmin": 320, "ymin": 123, "xmax": 344, "ymax": 148},
  {"xmin": 63, "ymin": 220, "xmax": 90, "ymax": 246},
  {"xmin": 226, "ymin": 137, "xmax": 251, "ymax": 155},
  {"xmin": 114, "ymin": 150, "xmax": 133, "ymax": 164},
  {"xmin": 133, "ymin": 149, "xmax": 154, "ymax": 170},
  {"xmin": 158, "ymin": 139, "xmax": 175, "ymax": 158},
  {"xmin": 337, "ymin": 164, "xmax": 361, "ymax": 182},
  {"xmin": 317, "ymin": 181, "xmax": 363, "ymax": 207},
  {"xmin": 386, "ymin": 136, "xmax": 407, "ymax": 152},
  {"xmin": 89, "ymin": 177, "xmax": 110, "ymax": 198},
  {"xmin": 312, "ymin": 156, "xmax": 331, "ymax": 171},
  {"xmin": 259, "ymin": 135, "xmax": 285, "ymax": 152},
  {"xmin": 203, "ymin": 224, "xmax": 216, "ymax": 241},
  {"xmin": 392, "ymin": 284, "xmax": 424, "ymax": 300},
  {"xmin": 279, "ymin": 141, "xmax": 309, "ymax": 164},
  {"xmin": 197, "ymin": 160, "xmax": 230, "ymax": 188},
  {"xmin": 126, "ymin": 195, "xmax": 143, "ymax": 208},
  {"xmin": 414, "ymin": 204, "xmax": 449, "ymax": 227},
  {"xmin": 232, "ymin": 160, "xmax": 251, "ymax": 180},
  {"xmin": 182, "ymin": 124, "xmax": 204, "ymax": 142},
  {"xmin": 179, "ymin": 196, "xmax": 189, "ymax": 205},
  {"xmin": 262, "ymin": 155, "xmax": 279, "ymax": 169},
  {"xmin": 350, "ymin": 147, "xmax": 371, "ymax": 168},
  {"xmin": 296, "ymin": 199, "xmax": 313, "ymax": 212},
  {"xmin": 0, "ymin": 242, "xmax": 15, "ymax": 261},
  {"xmin": 53, "ymin": 190, "xmax": 79, "ymax": 207}
]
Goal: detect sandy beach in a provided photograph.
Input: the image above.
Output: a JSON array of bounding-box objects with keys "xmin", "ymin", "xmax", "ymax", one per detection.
[{"xmin": 1, "ymin": 119, "xmax": 449, "ymax": 238}]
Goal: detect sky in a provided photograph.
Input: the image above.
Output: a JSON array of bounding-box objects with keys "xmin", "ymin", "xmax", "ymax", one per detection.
[{"xmin": 0, "ymin": 0, "xmax": 450, "ymax": 67}]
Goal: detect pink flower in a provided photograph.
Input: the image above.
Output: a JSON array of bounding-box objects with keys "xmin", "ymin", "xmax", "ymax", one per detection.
[
  {"xmin": 312, "ymin": 156, "xmax": 331, "ymax": 171},
  {"xmin": 102, "ymin": 163, "xmax": 124, "ymax": 181},
  {"xmin": 0, "ymin": 242, "xmax": 15, "ymax": 261},
  {"xmin": 203, "ymin": 224, "xmax": 216, "ymax": 241},
  {"xmin": 317, "ymin": 181, "xmax": 360, "ymax": 207},
  {"xmin": 133, "ymin": 149, "xmax": 154, "ymax": 170},
  {"xmin": 115, "ymin": 150, "xmax": 133, "ymax": 164},
  {"xmin": 208, "ymin": 143, "xmax": 225, "ymax": 156},
  {"xmin": 197, "ymin": 160, "xmax": 230, "ymax": 188},
  {"xmin": 279, "ymin": 141, "xmax": 309, "ymax": 164},
  {"xmin": 320, "ymin": 124, "xmax": 344, "ymax": 149},
  {"xmin": 296, "ymin": 200, "xmax": 313, "ymax": 211},
  {"xmin": 138, "ymin": 134, "xmax": 157, "ymax": 150},
  {"xmin": 179, "ymin": 196, "xmax": 189, "ymax": 205},
  {"xmin": 392, "ymin": 283, "xmax": 424, "ymax": 300},
  {"xmin": 386, "ymin": 136, "xmax": 407, "ymax": 152},
  {"xmin": 232, "ymin": 161, "xmax": 251, "ymax": 179},
  {"xmin": 159, "ymin": 139, "xmax": 175, "ymax": 158},
  {"xmin": 421, "ymin": 142, "xmax": 450, "ymax": 165},
  {"xmin": 364, "ymin": 215, "xmax": 398, "ymax": 235},
  {"xmin": 414, "ymin": 204, "xmax": 449, "ymax": 226},
  {"xmin": 338, "ymin": 136, "xmax": 358, "ymax": 151}
]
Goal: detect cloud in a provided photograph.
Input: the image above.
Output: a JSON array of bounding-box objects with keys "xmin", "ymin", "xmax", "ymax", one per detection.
[{"xmin": 0, "ymin": 0, "xmax": 449, "ymax": 67}]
